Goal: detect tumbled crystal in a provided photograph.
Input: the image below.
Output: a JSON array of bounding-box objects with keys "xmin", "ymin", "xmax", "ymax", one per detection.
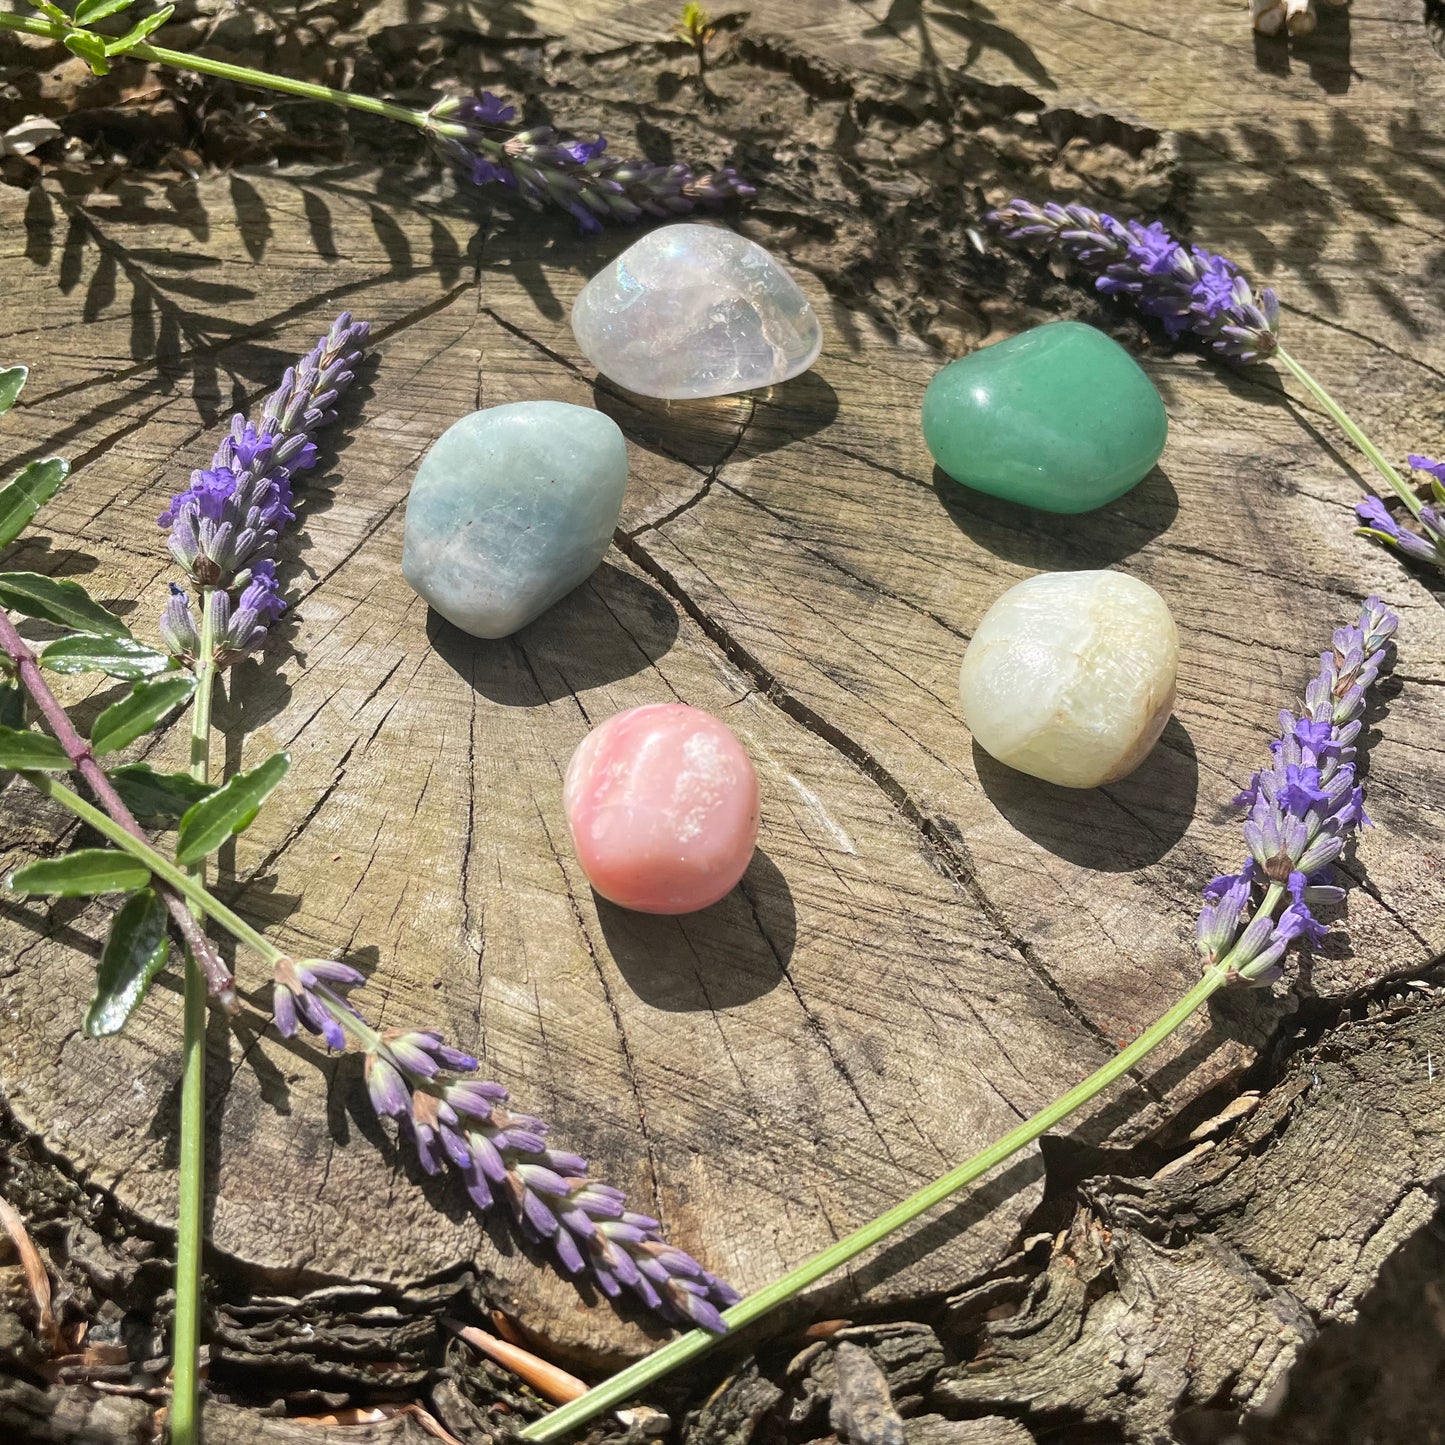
[
  {"xmin": 570, "ymin": 223, "xmax": 823, "ymax": 400},
  {"xmin": 959, "ymin": 570, "xmax": 1178, "ymax": 789},
  {"xmin": 922, "ymin": 321, "xmax": 1167, "ymax": 514},
  {"xmin": 564, "ymin": 703, "xmax": 761, "ymax": 914},
  {"xmin": 401, "ymin": 401, "xmax": 628, "ymax": 640}
]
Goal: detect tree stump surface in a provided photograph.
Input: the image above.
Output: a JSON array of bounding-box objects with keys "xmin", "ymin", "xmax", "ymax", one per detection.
[{"xmin": 2, "ymin": 0, "xmax": 1445, "ymax": 1437}]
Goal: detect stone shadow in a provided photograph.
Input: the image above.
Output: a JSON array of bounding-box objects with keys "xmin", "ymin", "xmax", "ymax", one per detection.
[
  {"xmin": 593, "ymin": 369, "xmax": 842, "ymax": 475},
  {"xmin": 426, "ymin": 560, "xmax": 680, "ymax": 707},
  {"xmin": 1251, "ymin": 1, "xmax": 1353, "ymax": 94},
  {"xmin": 971, "ymin": 715, "xmax": 1201, "ymax": 870},
  {"xmin": 597, "ymin": 848, "xmax": 794, "ymax": 1011},
  {"xmin": 932, "ymin": 463, "xmax": 1180, "ymax": 570}
]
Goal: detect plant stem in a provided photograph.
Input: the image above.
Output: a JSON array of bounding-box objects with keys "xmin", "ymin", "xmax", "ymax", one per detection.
[
  {"xmin": 0, "ymin": 604, "xmax": 236, "ymax": 1002},
  {"xmin": 520, "ymin": 954, "xmax": 1252, "ymax": 1442},
  {"xmin": 170, "ymin": 590, "xmax": 219, "ymax": 1445},
  {"xmin": 1275, "ymin": 346, "xmax": 1421, "ymax": 518},
  {"xmin": 21, "ymin": 770, "xmax": 285, "ymax": 964},
  {"xmin": 0, "ymin": 11, "xmax": 441, "ymax": 134}
]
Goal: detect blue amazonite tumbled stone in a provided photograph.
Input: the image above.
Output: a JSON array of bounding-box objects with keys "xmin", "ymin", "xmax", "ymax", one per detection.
[
  {"xmin": 402, "ymin": 401, "xmax": 629, "ymax": 639},
  {"xmin": 921, "ymin": 321, "xmax": 1167, "ymax": 514}
]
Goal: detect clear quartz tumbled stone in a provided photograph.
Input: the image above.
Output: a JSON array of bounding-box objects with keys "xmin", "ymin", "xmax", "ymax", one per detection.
[
  {"xmin": 570, "ymin": 223, "xmax": 824, "ymax": 400},
  {"xmin": 958, "ymin": 570, "xmax": 1179, "ymax": 789}
]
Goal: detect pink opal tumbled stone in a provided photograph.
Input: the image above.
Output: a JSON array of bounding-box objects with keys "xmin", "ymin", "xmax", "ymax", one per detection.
[{"xmin": 563, "ymin": 703, "xmax": 761, "ymax": 915}]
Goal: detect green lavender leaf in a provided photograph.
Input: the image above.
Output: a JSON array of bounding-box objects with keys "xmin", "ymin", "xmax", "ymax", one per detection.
[
  {"xmin": 30, "ymin": 0, "xmax": 70, "ymax": 23},
  {"xmin": 9, "ymin": 848, "xmax": 151, "ymax": 896},
  {"xmin": 0, "ymin": 724, "xmax": 70, "ymax": 771},
  {"xmin": 0, "ymin": 572, "xmax": 130, "ymax": 637},
  {"xmin": 89, "ymin": 673, "xmax": 195, "ymax": 757},
  {"xmin": 107, "ymin": 762, "xmax": 215, "ymax": 823},
  {"xmin": 0, "ymin": 458, "xmax": 69, "ymax": 548},
  {"xmin": 0, "ymin": 366, "xmax": 26, "ymax": 415},
  {"xmin": 0, "ymin": 680, "xmax": 23, "ymax": 731},
  {"xmin": 175, "ymin": 751, "xmax": 289, "ymax": 866},
  {"xmin": 62, "ymin": 30, "xmax": 110, "ymax": 75},
  {"xmin": 104, "ymin": 3, "xmax": 172, "ymax": 54},
  {"xmin": 84, "ymin": 888, "xmax": 169, "ymax": 1036},
  {"xmin": 75, "ymin": 0, "xmax": 135, "ymax": 22},
  {"xmin": 41, "ymin": 631, "xmax": 171, "ymax": 681}
]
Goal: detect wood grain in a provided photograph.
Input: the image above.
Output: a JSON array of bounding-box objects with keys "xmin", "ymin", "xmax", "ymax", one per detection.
[{"xmin": 1, "ymin": 0, "xmax": 1443, "ymax": 1406}]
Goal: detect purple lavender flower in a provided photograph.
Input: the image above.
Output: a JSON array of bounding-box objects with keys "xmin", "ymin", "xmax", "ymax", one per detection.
[
  {"xmin": 271, "ymin": 960, "xmax": 738, "ymax": 1331},
  {"xmin": 272, "ymin": 957, "xmax": 366, "ymax": 1050},
  {"xmin": 988, "ymin": 199, "xmax": 1280, "ymax": 363},
  {"xmin": 1408, "ymin": 454, "xmax": 1445, "ymax": 487},
  {"xmin": 160, "ymin": 314, "xmax": 369, "ymax": 662},
  {"xmin": 425, "ymin": 92, "xmax": 754, "ymax": 234},
  {"xmin": 1355, "ymin": 456, "xmax": 1445, "ymax": 568},
  {"xmin": 1198, "ymin": 598, "xmax": 1396, "ymax": 987}
]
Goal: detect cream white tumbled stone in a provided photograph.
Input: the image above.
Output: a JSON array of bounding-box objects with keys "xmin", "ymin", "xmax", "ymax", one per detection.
[
  {"xmin": 959, "ymin": 570, "xmax": 1178, "ymax": 789},
  {"xmin": 570, "ymin": 223, "xmax": 823, "ymax": 400}
]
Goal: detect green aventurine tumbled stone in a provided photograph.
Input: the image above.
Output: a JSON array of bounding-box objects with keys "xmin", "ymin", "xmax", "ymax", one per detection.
[{"xmin": 921, "ymin": 321, "xmax": 1167, "ymax": 514}]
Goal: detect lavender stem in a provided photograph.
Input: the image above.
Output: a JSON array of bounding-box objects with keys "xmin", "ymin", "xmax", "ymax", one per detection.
[
  {"xmin": 0, "ymin": 604, "xmax": 236, "ymax": 1007},
  {"xmin": 171, "ymin": 589, "xmax": 221, "ymax": 1445},
  {"xmin": 1275, "ymin": 345, "xmax": 1422, "ymax": 519}
]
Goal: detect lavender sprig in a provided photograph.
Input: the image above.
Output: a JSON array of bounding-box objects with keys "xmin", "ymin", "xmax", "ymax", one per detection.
[
  {"xmin": 426, "ymin": 92, "xmax": 754, "ymax": 235},
  {"xmin": 1356, "ymin": 455, "xmax": 1445, "ymax": 570},
  {"xmin": 159, "ymin": 313, "xmax": 370, "ymax": 664},
  {"xmin": 988, "ymin": 199, "xmax": 1280, "ymax": 363},
  {"xmin": 1197, "ymin": 596, "xmax": 1396, "ymax": 986},
  {"xmin": 272, "ymin": 960, "xmax": 740, "ymax": 1332}
]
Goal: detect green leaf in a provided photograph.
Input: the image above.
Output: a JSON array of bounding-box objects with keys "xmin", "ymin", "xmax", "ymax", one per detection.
[
  {"xmin": 89, "ymin": 673, "xmax": 195, "ymax": 757},
  {"xmin": 84, "ymin": 888, "xmax": 169, "ymax": 1036},
  {"xmin": 41, "ymin": 632, "xmax": 170, "ymax": 681},
  {"xmin": 107, "ymin": 762, "xmax": 215, "ymax": 823},
  {"xmin": 0, "ymin": 680, "xmax": 23, "ymax": 731},
  {"xmin": 0, "ymin": 573, "xmax": 130, "ymax": 637},
  {"xmin": 31, "ymin": 0, "xmax": 70, "ymax": 21},
  {"xmin": 75, "ymin": 0, "xmax": 134, "ymax": 22},
  {"xmin": 0, "ymin": 724, "xmax": 70, "ymax": 771},
  {"xmin": 63, "ymin": 30, "xmax": 110, "ymax": 74},
  {"xmin": 9, "ymin": 848, "xmax": 150, "ymax": 897},
  {"xmin": 104, "ymin": 3, "xmax": 172, "ymax": 53},
  {"xmin": 175, "ymin": 751, "xmax": 289, "ymax": 866},
  {"xmin": 0, "ymin": 366, "xmax": 26, "ymax": 415},
  {"xmin": 0, "ymin": 458, "xmax": 70, "ymax": 549}
]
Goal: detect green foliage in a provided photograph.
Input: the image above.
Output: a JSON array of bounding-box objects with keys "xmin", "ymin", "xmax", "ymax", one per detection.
[
  {"xmin": 0, "ymin": 572, "xmax": 129, "ymax": 637},
  {"xmin": 676, "ymin": 1, "xmax": 715, "ymax": 46},
  {"xmin": 62, "ymin": 28, "xmax": 109, "ymax": 73},
  {"xmin": 0, "ymin": 367, "xmax": 26, "ymax": 415},
  {"xmin": 105, "ymin": 3, "xmax": 171, "ymax": 55},
  {"xmin": 74, "ymin": 0, "xmax": 133, "ymax": 23},
  {"xmin": 175, "ymin": 751, "xmax": 289, "ymax": 866},
  {"xmin": 9, "ymin": 848, "xmax": 151, "ymax": 896},
  {"xmin": 41, "ymin": 632, "xmax": 172, "ymax": 681},
  {"xmin": 0, "ymin": 680, "xmax": 23, "ymax": 731},
  {"xmin": 84, "ymin": 888, "xmax": 169, "ymax": 1036},
  {"xmin": 107, "ymin": 762, "xmax": 215, "ymax": 823},
  {"xmin": 15, "ymin": 0, "xmax": 173, "ymax": 74},
  {"xmin": 0, "ymin": 459, "xmax": 69, "ymax": 549},
  {"xmin": 0, "ymin": 724, "xmax": 70, "ymax": 770},
  {"xmin": 89, "ymin": 673, "xmax": 195, "ymax": 757}
]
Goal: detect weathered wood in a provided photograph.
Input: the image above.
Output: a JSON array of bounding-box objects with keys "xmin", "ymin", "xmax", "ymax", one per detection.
[
  {"xmin": 676, "ymin": 989, "xmax": 1445, "ymax": 1445},
  {"xmin": 2, "ymin": 0, "xmax": 1445, "ymax": 1435}
]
